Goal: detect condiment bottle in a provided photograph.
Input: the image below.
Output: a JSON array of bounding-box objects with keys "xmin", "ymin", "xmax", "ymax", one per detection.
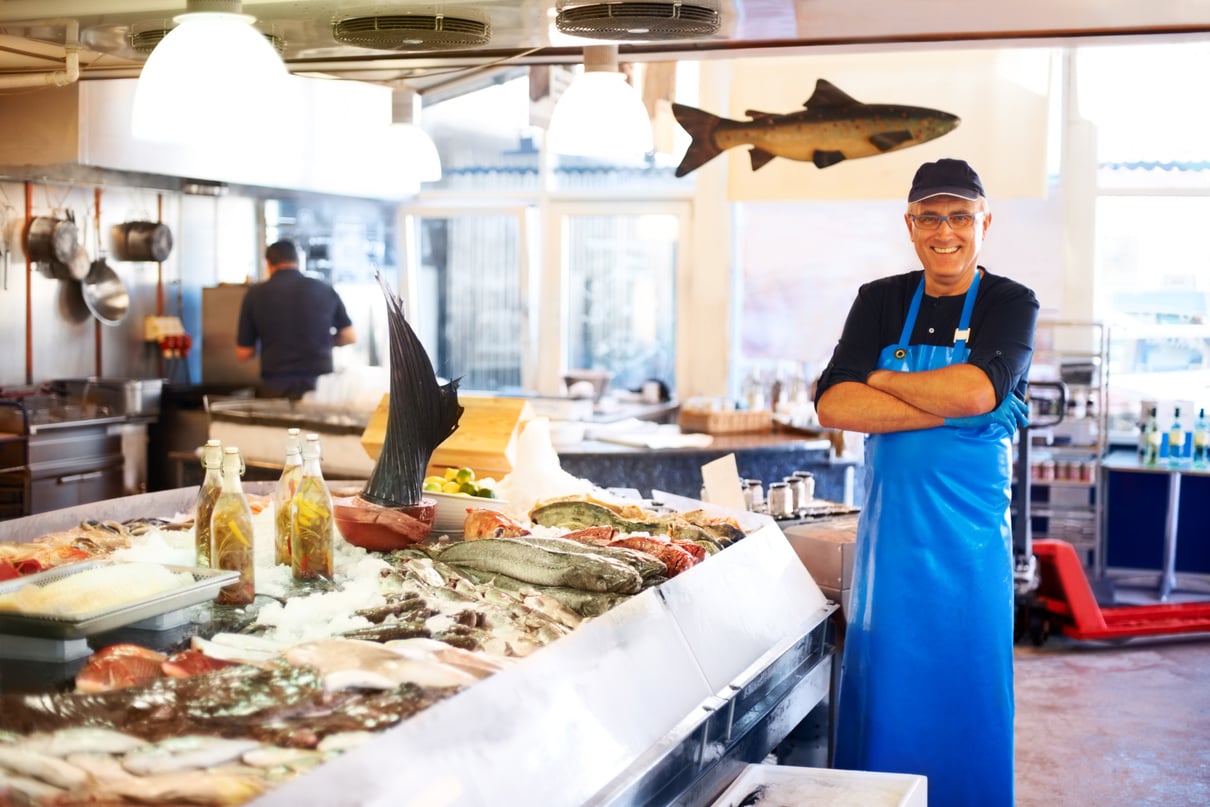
[
  {"xmin": 194, "ymin": 439, "xmax": 223, "ymax": 568},
  {"xmin": 1142, "ymin": 407, "xmax": 1161, "ymax": 467},
  {"xmin": 292, "ymin": 433, "xmax": 334, "ymax": 581},
  {"xmin": 273, "ymin": 428, "xmax": 304, "ymax": 566},
  {"xmin": 211, "ymin": 446, "xmax": 255, "ymax": 605},
  {"xmin": 793, "ymin": 470, "xmax": 816, "ymax": 504},
  {"xmin": 746, "ymin": 479, "xmax": 765, "ymax": 512},
  {"xmin": 767, "ymin": 482, "xmax": 793, "ymax": 518}
]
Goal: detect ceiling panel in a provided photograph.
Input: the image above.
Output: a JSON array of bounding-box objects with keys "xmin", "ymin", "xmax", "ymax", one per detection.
[{"xmin": 0, "ymin": 0, "xmax": 1206, "ymax": 92}]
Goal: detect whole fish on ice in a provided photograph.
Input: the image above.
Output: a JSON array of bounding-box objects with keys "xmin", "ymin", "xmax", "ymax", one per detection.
[{"xmin": 672, "ymin": 78, "xmax": 960, "ymax": 177}]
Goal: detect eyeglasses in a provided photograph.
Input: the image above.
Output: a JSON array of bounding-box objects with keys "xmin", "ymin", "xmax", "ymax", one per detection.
[{"xmin": 910, "ymin": 212, "xmax": 985, "ymax": 231}]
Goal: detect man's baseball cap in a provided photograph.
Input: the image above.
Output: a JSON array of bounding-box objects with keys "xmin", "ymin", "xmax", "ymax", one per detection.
[{"xmin": 907, "ymin": 158, "xmax": 985, "ymax": 203}]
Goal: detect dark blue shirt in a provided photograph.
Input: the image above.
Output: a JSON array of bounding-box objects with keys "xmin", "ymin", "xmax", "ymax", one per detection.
[
  {"xmin": 815, "ymin": 268, "xmax": 1038, "ymax": 406},
  {"xmin": 237, "ymin": 269, "xmax": 353, "ymax": 381}
]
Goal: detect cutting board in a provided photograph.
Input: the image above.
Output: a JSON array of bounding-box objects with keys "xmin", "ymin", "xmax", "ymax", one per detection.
[{"xmin": 360, "ymin": 394, "xmax": 534, "ymax": 480}]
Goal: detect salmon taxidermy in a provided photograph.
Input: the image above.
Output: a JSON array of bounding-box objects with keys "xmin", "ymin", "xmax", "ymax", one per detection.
[{"xmin": 672, "ymin": 78, "xmax": 960, "ymax": 177}]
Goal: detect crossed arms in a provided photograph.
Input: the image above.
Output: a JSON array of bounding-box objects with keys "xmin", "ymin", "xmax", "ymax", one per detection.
[{"xmin": 817, "ymin": 363, "xmax": 996, "ymax": 434}]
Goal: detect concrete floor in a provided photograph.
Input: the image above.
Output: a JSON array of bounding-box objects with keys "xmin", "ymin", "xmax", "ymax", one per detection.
[
  {"xmin": 773, "ymin": 594, "xmax": 1210, "ymax": 805},
  {"xmin": 1015, "ymin": 630, "xmax": 1210, "ymax": 806}
]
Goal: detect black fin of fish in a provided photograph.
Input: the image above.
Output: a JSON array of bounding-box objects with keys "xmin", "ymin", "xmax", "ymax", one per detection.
[
  {"xmin": 870, "ymin": 130, "xmax": 915, "ymax": 151},
  {"xmin": 749, "ymin": 149, "xmax": 776, "ymax": 171},
  {"xmin": 813, "ymin": 149, "xmax": 847, "ymax": 168},
  {"xmin": 672, "ymin": 102, "xmax": 726, "ymax": 177},
  {"xmin": 744, "ymin": 109, "xmax": 778, "ymax": 120},
  {"xmin": 803, "ymin": 78, "xmax": 863, "ymax": 109}
]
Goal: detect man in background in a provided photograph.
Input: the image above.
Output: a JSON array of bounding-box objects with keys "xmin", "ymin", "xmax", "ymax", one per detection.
[{"xmin": 236, "ymin": 240, "xmax": 356, "ymax": 400}]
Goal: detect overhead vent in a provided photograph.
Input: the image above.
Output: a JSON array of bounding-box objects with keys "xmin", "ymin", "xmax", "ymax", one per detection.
[
  {"xmin": 332, "ymin": 13, "xmax": 492, "ymax": 51},
  {"xmin": 128, "ymin": 21, "xmax": 173, "ymax": 54},
  {"xmin": 129, "ymin": 21, "xmax": 285, "ymax": 55},
  {"xmin": 555, "ymin": 1, "xmax": 720, "ymax": 41}
]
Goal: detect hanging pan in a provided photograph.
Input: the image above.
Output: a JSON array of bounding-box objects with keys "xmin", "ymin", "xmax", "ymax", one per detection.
[
  {"xmin": 82, "ymin": 259, "xmax": 130, "ymax": 325},
  {"xmin": 113, "ymin": 220, "xmax": 173, "ymax": 262}
]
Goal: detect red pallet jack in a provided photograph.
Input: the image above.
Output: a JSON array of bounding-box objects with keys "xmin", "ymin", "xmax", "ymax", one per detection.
[{"xmin": 1023, "ymin": 539, "xmax": 1210, "ymax": 644}]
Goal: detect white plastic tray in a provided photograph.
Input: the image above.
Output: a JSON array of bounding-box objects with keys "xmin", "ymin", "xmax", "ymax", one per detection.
[
  {"xmin": 0, "ymin": 561, "xmax": 237, "ymax": 639},
  {"xmin": 711, "ymin": 763, "xmax": 927, "ymax": 807}
]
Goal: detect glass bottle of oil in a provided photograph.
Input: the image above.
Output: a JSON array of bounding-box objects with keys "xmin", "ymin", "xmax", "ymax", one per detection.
[
  {"xmin": 211, "ymin": 445, "xmax": 255, "ymax": 605},
  {"xmin": 1142, "ymin": 407, "xmax": 1161, "ymax": 467},
  {"xmin": 272, "ymin": 428, "xmax": 304, "ymax": 566},
  {"xmin": 292, "ymin": 433, "xmax": 334, "ymax": 581},
  {"xmin": 194, "ymin": 439, "xmax": 223, "ymax": 568}
]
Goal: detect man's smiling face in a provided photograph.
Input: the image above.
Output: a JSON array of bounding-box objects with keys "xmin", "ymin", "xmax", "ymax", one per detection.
[{"xmin": 904, "ymin": 195, "xmax": 991, "ymax": 294}]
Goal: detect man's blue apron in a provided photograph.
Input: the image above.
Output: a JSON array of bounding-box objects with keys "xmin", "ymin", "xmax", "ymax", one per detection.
[{"xmin": 833, "ymin": 270, "xmax": 1015, "ymax": 806}]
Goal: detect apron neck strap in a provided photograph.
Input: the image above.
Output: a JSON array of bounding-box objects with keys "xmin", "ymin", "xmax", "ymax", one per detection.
[
  {"xmin": 897, "ymin": 279, "xmax": 926, "ymax": 346},
  {"xmin": 952, "ymin": 268, "xmax": 983, "ymax": 352}
]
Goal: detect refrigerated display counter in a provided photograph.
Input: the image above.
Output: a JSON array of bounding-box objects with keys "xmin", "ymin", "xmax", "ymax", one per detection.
[{"xmin": 0, "ymin": 486, "xmax": 835, "ymax": 807}]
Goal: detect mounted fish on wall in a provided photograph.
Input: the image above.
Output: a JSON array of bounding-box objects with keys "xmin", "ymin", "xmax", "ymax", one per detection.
[{"xmin": 672, "ymin": 78, "xmax": 960, "ymax": 177}]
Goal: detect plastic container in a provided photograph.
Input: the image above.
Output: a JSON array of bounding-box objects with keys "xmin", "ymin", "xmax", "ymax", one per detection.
[{"xmin": 710, "ymin": 763, "xmax": 927, "ymax": 807}]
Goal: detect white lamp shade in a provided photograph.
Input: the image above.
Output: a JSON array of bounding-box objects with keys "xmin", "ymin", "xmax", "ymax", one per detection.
[
  {"xmin": 384, "ymin": 123, "xmax": 442, "ymax": 183},
  {"xmin": 547, "ymin": 71, "xmax": 654, "ymax": 159},
  {"xmin": 131, "ymin": 12, "xmax": 288, "ymax": 143}
]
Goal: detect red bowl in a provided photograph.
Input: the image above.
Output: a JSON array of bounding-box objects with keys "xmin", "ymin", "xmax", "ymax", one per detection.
[{"xmin": 333, "ymin": 495, "xmax": 437, "ymax": 552}]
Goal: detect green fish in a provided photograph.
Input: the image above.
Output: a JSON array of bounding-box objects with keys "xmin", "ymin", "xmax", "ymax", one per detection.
[{"xmin": 672, "ymin": 78, "xmax": 960, "ymax": 177}]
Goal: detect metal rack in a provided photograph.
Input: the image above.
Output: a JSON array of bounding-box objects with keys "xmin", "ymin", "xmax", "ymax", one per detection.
[{"xmin": 1020, "ymin": 320, "xmax": 1109, "ymax": 571}]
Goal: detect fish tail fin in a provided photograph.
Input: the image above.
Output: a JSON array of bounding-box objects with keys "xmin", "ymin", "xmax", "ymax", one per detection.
[{"xmin": 672, "ymin": 103, "xmax": 725, "ymax": 177}]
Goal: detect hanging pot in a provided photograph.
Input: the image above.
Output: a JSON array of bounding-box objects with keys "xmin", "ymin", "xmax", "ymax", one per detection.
[
  {"xmin": 25, "ymin": 215, "xmax": 79, "ymax": 265},
  {"xmin": 113, "ymin": 221, "xmax": 173, "ymax": 262},
  {"xmin": 82, "ymin": 258, "xmax": 130, "ymax": 326}
]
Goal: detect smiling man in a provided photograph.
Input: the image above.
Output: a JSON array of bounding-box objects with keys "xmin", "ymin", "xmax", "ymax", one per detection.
[{"xmin": 815, "ymin": 158, "xmax": 1038, "ymax": 806}]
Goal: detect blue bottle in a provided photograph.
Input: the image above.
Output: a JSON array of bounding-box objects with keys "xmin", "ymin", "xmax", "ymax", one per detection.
[
  {"xmin": 1193, "ymin": 408, "xmax": 1209, "ymax": 469},
  {"xmin": 1167, "ymin": 407, "xmax": 1185, "ymax": 468}
]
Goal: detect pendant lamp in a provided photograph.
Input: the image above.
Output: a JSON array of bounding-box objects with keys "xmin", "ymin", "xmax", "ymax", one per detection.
[
  {"xmin": 131, "ymin": 0, "xmax": 289, "ymax": 143},
  {"xmin": 386, "ymin": 86, "xmax": 442, "ymax": 183},
  {"xmin": 546, "ymin": 45, "xmax": 653, "ymax": 159}
]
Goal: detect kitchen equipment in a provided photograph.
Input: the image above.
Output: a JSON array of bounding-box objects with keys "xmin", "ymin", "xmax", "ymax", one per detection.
[
  {"xmin": 562, "ymin": 369, "xmax": 613, "ymax": 401},
  {"xmin": 0, "ymin": 561, "xmax": 239, "ymax": 641},
  {"xmin": 81, "ymin": 258, "xmax": 129, "ymax": 325},
  {"xmin": 63, "ymin": 243, "xmax": 91, "ymax": 281},
  {"xmin": 50, "ymin": 378, "xmax": 164, "ymax": 417},
  {"xmin": 1021, "ymin": 539, "xmax": 1210, "ymax": 645},
  {"xmin": 24, "ymin": 214, "xmax": 79, "ymax": 265},
  {"xmin": 0, "ymin": 391, "xmax": 126, "ymax": 520},
  {"xmin": 113, "ymin": 220, "xmax": 173, "ymax": 262}
]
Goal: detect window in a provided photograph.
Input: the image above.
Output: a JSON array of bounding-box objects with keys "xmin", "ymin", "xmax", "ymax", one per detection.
[{"xmin": 1080, "ymin": 41, "xmax": 1210, "ymax": 432}]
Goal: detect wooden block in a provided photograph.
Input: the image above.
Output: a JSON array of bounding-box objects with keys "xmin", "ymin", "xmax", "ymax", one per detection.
[{"xmin": 361, "ymin": 394, "xmax": 534, "ymax": 480}]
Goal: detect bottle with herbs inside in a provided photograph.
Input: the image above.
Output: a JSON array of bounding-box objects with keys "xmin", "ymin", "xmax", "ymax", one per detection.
[
  {"xmin": 273, "ymin": 428, "xmax": 304, "ymax": 566},
  {"xmin": 292, "ymin": 433, "xmax": 334, "ymax": 581},
  {"xmin": 211, "ymin": 445, "xmax": 255, "ymax": 605},
  {"xmin": 194, "ymin": 439, "xmax": 223, "ymax": 568}
]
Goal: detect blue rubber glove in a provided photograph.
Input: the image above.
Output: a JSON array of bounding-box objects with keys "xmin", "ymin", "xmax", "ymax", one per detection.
[{"xmin": 945, "ymin": 394, "xmax": 1030, "ymax": 432}]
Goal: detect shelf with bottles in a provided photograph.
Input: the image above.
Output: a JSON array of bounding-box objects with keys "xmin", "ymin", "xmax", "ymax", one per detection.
[{"xmin": 1138, "ymin": 402, "xmax": 1210, "ymax": 470}]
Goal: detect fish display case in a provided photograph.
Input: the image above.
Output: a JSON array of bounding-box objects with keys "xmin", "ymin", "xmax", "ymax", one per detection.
[{"xmin": 0, "ymin": 487, "xmax": 836, "ymax": 807}]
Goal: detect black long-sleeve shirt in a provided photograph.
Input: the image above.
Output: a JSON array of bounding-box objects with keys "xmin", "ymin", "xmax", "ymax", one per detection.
[{"xmin": 815, "ymin": 267, "xmax": 1039, "ymax": 406}]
